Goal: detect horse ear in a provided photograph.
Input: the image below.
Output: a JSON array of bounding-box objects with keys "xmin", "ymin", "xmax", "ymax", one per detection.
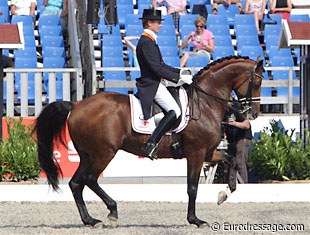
[{"xmin": 256, "ymin": 56, "xmax": 264, "ymax": 70}]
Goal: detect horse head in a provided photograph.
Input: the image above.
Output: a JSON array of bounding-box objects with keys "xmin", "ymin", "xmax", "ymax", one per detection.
[
  {"xmin": 232, "ymin": 57, "xmax": 264, "ymax": 120},
  {"xmin": 192, "ymin": 56, "xmax": 264, "ymax": 120}
]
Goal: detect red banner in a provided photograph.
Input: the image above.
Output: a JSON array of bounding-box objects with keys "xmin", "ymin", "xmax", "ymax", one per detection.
[{"xmin": 2, "ymin": 118, "xmax": 79, "ymax": 178}]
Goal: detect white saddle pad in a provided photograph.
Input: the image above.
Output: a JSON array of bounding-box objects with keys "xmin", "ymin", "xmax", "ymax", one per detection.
[{"xmin": 129, "ymin": 87, "xmax": 189, "ymax": 135}]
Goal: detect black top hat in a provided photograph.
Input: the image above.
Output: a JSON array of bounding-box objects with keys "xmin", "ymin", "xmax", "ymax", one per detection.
[{"xmin": 139, "ymin": 9, "xmax": 164, "ymax": 21}]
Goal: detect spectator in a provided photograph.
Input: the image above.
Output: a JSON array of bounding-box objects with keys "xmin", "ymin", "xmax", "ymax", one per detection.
[
  {"xmin": 244, "ymin": 0, "xmax": 266, "ymax": 34},
  {"xmin": 222, "ymin": 97, "xmax": 253, "ymax": 183},
  {"xmin": 124, "ymin": 36, "xmax": 139, "ymax": 68},
  {"xmin": 269, "ymin": 0, "xmax": 292, "ymax": 20},
  {"xmin": 42, "ymin": 0, "xmax": 68, "ymax": 31},
  {"xmin": 178, "ymin": 16, "xmax": 214, "ymax": 67},
  {"xmin": 10, "ymin": 0, "xmax": 37, "ymax": 17},
  {"xmin": 152, "ymin": 0, "xmax": 187, "ymax": 35},
  {"xmin": 212, "ymin": 0, "xmax": 243, "ymax": 14}
]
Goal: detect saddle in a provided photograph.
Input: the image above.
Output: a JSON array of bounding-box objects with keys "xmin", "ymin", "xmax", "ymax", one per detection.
[{"xmin": 129, "ymin": 87, "xmax": 190, "ymax": 158}]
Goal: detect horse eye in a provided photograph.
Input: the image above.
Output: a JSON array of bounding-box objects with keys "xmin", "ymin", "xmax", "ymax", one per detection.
[{"xmin": 253, "ymin": 82, "xmax": 261, "ymax": 89}]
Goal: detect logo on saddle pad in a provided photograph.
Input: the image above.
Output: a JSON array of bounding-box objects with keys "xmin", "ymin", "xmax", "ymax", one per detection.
[{"xmin": 129, "ymin": 87, "xmax": 189, "ymax": 135}]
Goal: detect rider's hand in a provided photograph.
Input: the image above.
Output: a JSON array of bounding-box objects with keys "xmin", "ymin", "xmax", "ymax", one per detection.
[{"xmin": 179, "ymin": 75, "xmax": 193, "ymax": 85}]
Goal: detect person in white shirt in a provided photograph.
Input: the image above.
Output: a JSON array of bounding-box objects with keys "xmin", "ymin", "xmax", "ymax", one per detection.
[{"xmin": 10, "ymin": 0, "xmax": 37, "ymax": 17}]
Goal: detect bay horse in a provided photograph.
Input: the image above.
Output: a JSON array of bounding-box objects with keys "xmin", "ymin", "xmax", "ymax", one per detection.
[{"xmin": 34, "ymin": 56, "xmax": 264, "ymax": 228}]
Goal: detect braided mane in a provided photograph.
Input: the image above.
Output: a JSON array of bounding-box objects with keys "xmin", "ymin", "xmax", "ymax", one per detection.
[{"xmin": 194, "ymin": 55, "xmax": 252, "ymax": 78}]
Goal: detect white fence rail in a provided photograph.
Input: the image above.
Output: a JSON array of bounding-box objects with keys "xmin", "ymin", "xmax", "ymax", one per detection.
[
  {"xmin": 2, "ymin": 66, "xmax": 299, "ymax": 117},
  {"xmin": 4, "ymin": 68, "xmax": 82, "ymax": 117}
]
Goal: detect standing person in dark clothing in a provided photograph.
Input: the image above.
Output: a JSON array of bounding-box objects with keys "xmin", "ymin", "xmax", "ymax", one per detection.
[
  {"xmin": 223, "ymin": 99, "xmax": 253, "ymax": 183},
  {"xmin": 136, "ymin": 9, "xmax": 193, "ymax": 159}
]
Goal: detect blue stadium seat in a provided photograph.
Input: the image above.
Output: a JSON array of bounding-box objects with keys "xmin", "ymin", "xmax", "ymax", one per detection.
[
  {"xmin": 186, "ymin": 56, "xmax": 210, "ymax": 67},
  {"xmin": 38, "ymin": 14, "xmax": 61, "ymax": 30},
  {"xmin": 43, "ymin": 56, "xmax": 66, "ymax": 90},
  {"xmin": 14, "ymin": 57, "xmax": 37, "ymax": 91},
  {"xmin": 0, "ymin": 0, "xmax": 9, "ymax": 6},
  {"xmin": 101, "ymin": 46, "xmax": 123, "ymax": 58},
  {"xmin": 42, "ymin": 46, "xmax": 66, "ymax": 58},
  {"xmin": 0, "ymin": 6, "xmax": 9, "ymax": 23},
  {"xmin": 163, "ymin": 56, "xmax": 180, "ymax": 67},
  {"xmin": 268, "ymin": 46, "xmax": 292, "ymax": 60},
  {"xmin": 264, "ymin": 34, "xmax": 280, "ymax": 56},
  {"xmin": 237, "ymin": 45, "xmax": 264, "ymax": 61},
  {"xmin": 217, "ymin": 4, "xmax": 239, "ymax": 26},
  {"xmin": 212, "ymin": 45, "xmax": 235, "ymax": 60},
  {"xmin": 289, "ymin": 14, "xmax": 310, "ymax": 22},
  {"xmin": 157, "ymin": 35, "xmax": 178, "ymax": 47},
  {"xmin": 104, "ymin": 87, "xmax": 129, "ymax": 94},
  {"xmin": 3, "ymin": 80, "xmax": 7, "ymax": 103},
  {"xmin": 234, "ymin": 14, "xmax": 255, "ymax": 27},
  {"xmin": 269, "ymin": 56, "xmax": 296, "ymax": 81},
  {"xmin": 101, "ymin": 35, "xmax": 123, "ymax": 48},
  {"xmin": 0, "ymin": 15, "xmax": 4, "ymax": 24},
  {"xmin": 11, "ymin": 15, "xmax": 34, "ymax": 27},
  {"xmin": 125, "ymin": 24, "xmax": 143, "ymax": 36},
  {"xmin": 103, "ymin": 71, "xmax": 127, "ymax": 81},
  {"xmin": 98, "ymin": 19, "xmax": 121, "ymax": 36},
  {"xmin": 180, "ymin": 14, "xmax": 200, "ymax": 26},
  {"xmin": 236, "ymin": 35, "xmax": 260, "ymax": 47},
  {"xmin": 14, "ymin": 47, "xmax": 37, "ymax": 58},
  {"xmin": 39, "ymin": 25, "xmax": 62, "ymax": 37},
  {"xmin": 208, "ymin": 24, "xmax": 230, "ymax": 36},
  {"xmin": 159, "ymin": 46, "xmax": 179, "ymax": 58},
  {"xmin": 207, "ymin": 14, "xmax": 228, "ymax": 28},
  {"xmin": 124, "ymin": 14, "xmax": 140, "ymax": 29},
  {"xmin": 116, "ymin": 4, "xmax": 134, "ymax": 27},
  {"xmin": 101, "ymin": 57, "xmax": 124, "ymax": 67},
  {"xmin": 263, "ymin": 24, "xmax": 281, "ymax": 38},
  {"xmin": 157, "ymin": 24, "xmax": 176, "ymax": 36},
  {"xmin": 23, "ymin": 35, "xmax": 36, "ymax": 47},
  {"xmin": 162, "ymin": 14, "xmax": 174, "ymax": 26},
  {"xmin": 214, "ymin": 35, "xmax": 233, "ymax": 47},
  {"xmin": 40, "ymin": 35, "xmax": 64, "ymax": 47},
  {"xmin": 23, "ymin": 26, "xmax": 35, "ymax": 37},
  {"xmin": 234, "ymin": 24, "xmax": 258, "ymax": 37}
]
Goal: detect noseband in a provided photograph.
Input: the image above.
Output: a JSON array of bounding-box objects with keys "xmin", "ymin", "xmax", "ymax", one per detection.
[{"xmin": 238, "ymin": 61, "xmax": 263, "ymax": 107}]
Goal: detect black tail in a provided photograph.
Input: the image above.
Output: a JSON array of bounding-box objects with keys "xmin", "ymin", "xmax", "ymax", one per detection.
[{"xmin": 34, "ymin": 101, "xmax": 74, "ymax": 191}]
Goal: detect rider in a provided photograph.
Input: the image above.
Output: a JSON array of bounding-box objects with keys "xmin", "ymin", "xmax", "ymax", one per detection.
[{"xmin": 136, "ymin": 9, "xmax": 193, "ymax": 159}]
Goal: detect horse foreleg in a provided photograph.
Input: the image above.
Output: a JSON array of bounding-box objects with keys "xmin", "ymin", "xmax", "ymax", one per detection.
[{"xmin": 187, "ymin": 158, "xmax": 209, "ymax": 228}]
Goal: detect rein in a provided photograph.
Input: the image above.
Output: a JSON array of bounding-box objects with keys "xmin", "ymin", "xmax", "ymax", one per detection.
[{"xmin": 187, "ymin": 60, "xmax": 262, "ymax": 120}]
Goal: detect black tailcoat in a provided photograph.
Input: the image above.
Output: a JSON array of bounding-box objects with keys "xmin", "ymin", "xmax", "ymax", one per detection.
[{"xmin": 136, "ymin": 32, "xmax": 180, "ymax": 120}]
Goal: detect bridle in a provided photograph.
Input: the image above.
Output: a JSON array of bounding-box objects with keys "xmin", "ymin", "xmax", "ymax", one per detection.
[{"xmin": 188, "ymin": 60, "xmax": 263, "ymax": 120}]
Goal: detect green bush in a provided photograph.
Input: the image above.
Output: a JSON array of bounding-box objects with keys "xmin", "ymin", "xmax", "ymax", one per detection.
[
  {"xmin": 0, "ymin": 118, "xmax": 40, "ymax": 181},
  {"xmin": 249, "ymin": 119, "xmax": 310, "ymax": 181}
]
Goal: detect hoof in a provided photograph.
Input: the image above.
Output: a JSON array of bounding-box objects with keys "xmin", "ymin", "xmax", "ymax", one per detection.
[
  {"xmin": 198, "ymin": 222, "xmax": 210, "ymax": 228},
  {"xmin": 217, "ymin": 191, "xmax": 227, "ymax": 205},
  {"xmin": 107, "ymin": 214, "xmax": 118, "ymax": 228},
  {"xmin": 93, "ymin": 221, "xmax": 107, "ymax": 228}
]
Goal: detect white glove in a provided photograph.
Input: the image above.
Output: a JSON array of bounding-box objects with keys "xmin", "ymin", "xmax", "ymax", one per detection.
[
  {"xmin": 180, "ymin": 68, "xmax": 193, "ymax": 76},
  {"xmin": 179, "ymin": 74, "xmax": 193, "ymax": 85}
]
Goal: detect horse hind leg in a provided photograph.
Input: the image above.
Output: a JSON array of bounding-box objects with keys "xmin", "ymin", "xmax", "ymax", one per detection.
[
  {"xmin": 68, "ymin": 149, "xmax": 105, "ymax": 227},
  {"xmin": 83, "ymin": 153, "xmax": 118, "ymax": 226}
]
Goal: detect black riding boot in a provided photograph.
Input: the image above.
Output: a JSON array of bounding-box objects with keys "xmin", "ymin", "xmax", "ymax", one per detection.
[{"xmin": 142, "ymin": 110, "xmax": 177, "ymax": 159}]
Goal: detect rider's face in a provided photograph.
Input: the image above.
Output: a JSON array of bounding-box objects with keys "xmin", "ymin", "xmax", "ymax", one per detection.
[{"xmin": 148, "ymin": 20, "xmax": 162, "ymax": 34}]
